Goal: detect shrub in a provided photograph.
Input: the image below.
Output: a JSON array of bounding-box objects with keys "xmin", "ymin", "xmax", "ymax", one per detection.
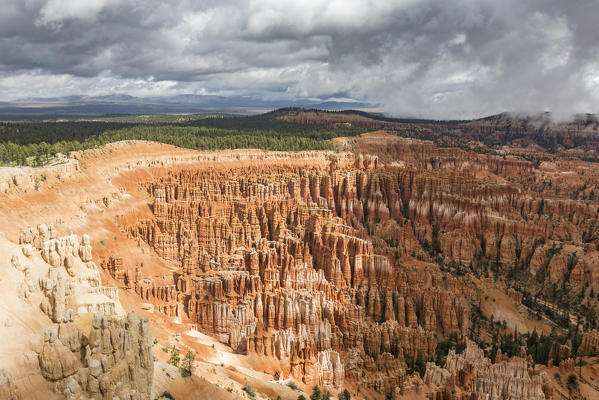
[
  {"xmin": 168, "ymin": 345, "xmax": 180, "ymax": 367},
  {"xmin": 242, "ymin": 383, "xmax": 256, "ymax": 398},
  {"xmin": 567, "ymin": 373, "xmax": 578, "ymax": 388}
]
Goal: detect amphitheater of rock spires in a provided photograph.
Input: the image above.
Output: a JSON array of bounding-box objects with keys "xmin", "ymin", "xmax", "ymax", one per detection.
[{"xmin": 1, "ymin": 121, "xmax": 599, "ymax": 400}]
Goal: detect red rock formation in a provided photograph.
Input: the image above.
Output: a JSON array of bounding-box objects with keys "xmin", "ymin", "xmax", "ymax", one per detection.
[
  {"xmin": 424, "ymin": 340, "xmax": 552, "ymax": 400},
  {"xmin": 580, "ymin": 330, "xmax": 599, "ymax": 354},
  {"xmin": 102, "ymin": 164, "xmax": 481, "ymax": 395},
  {"xmin": 507, "ymin": 288, "xmax": 523, "ymax": 303},
  {"xmin": 90, "ymin": 137, "xmax": 599, "ymax": 397}
]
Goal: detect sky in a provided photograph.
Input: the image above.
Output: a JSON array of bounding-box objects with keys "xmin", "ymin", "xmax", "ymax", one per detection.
[{"xmin": 0, "ymin": 0, "xmax": 598, "ymax": 119}]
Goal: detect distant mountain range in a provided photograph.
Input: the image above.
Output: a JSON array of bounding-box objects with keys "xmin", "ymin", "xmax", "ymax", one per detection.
[{"xmin": 0, "ymin": 94, "xmax": 376, "ymax": 119}]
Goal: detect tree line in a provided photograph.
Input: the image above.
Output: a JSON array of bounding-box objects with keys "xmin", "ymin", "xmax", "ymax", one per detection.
[{"xmin": 0, "ymin": 116, "xmax": 366, "ymax": 166}]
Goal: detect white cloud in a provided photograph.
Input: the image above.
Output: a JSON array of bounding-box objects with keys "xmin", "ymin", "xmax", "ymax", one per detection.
[
  {"xmin": 35, "ymin": 0, "xmax": 121, "ymax": 29},
  {"xmin": 0, "ymin": 70, "xmax": 181, "ymax": 99}
]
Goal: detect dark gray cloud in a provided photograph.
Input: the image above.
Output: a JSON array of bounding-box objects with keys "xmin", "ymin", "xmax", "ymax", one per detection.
[{"xmin": 0, "ymin": 0, "xmax": 598, "ymax": 119}]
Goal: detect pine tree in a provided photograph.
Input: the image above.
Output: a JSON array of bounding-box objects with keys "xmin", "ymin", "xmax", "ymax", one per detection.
[
  {"xmin": 181, "ymin": 351, "xmax": 195, "ymax": 377},
  {"xmin": 310, "ymin": 386, "xmax": 321, "ymax": 400},
  {"xmin": 338, "ymin": 389, "xmax": 351, "ymax": 400},
  {"xmin": 415, "ymin": 351, "xmax": 425, "ymax": 377}
]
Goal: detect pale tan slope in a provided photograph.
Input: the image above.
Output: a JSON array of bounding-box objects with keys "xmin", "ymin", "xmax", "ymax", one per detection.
[{"xmin": 0, "ymin": 233, "xmax": 59, "ymax": 399}]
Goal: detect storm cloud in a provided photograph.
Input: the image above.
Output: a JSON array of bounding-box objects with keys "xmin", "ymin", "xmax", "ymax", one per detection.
[{"xmin": 0, "ymin": 0, "xmax": 598, "ymax": 119}]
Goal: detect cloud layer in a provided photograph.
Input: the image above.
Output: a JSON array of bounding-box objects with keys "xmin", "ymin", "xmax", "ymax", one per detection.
[{"xmin": 1, "ymin": 0, "xmax": 598, "ymax": 119}]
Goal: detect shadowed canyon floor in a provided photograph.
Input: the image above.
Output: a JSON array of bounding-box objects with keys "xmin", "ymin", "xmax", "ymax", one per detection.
[{"xmin": 1, "ymin": 134, "xmax": 599, "ymax": 399}]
